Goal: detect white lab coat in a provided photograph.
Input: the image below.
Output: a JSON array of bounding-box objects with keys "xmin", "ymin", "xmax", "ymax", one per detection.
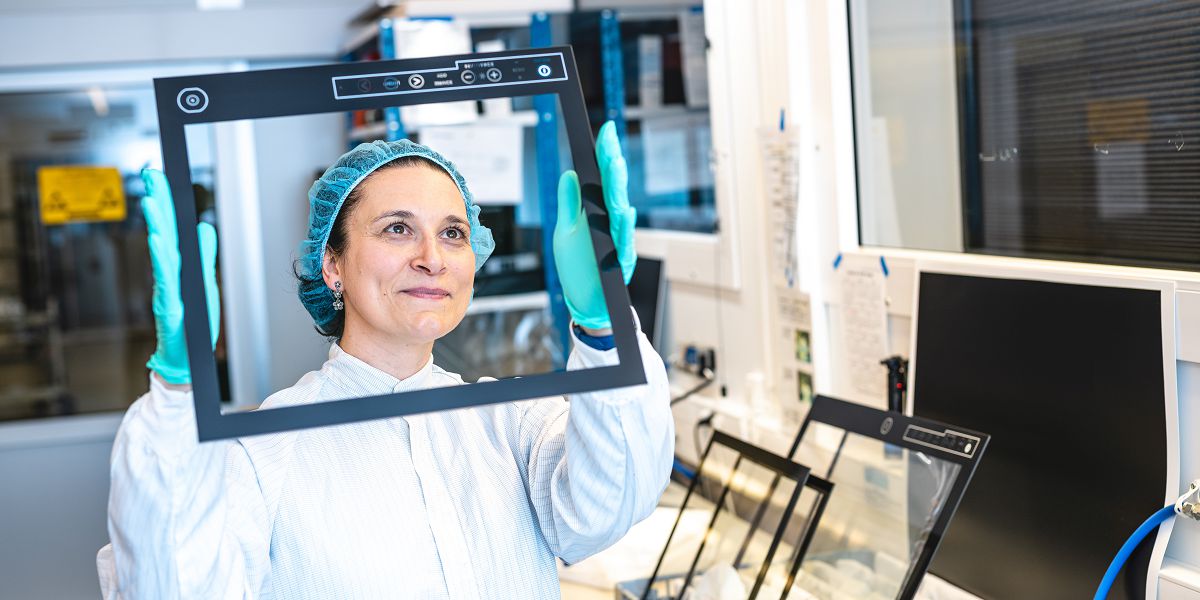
[{"xmin": 98, "ymin": 323, "xmax": 673, "ymax": 599}]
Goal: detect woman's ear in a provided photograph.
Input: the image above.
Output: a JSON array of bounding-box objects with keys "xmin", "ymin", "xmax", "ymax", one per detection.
[{"xmin": 321, "ymin": 246, "xmax": 341, "ymax": 291}]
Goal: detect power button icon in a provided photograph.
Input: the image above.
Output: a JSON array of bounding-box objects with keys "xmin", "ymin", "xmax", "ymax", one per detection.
[
  {"xmin": 537, "ymin": 65, "xmax": 552, "ymax": 77},
  {"xmin": 177, "ymin": 87, "xmax": 209, "ymax": 114}
]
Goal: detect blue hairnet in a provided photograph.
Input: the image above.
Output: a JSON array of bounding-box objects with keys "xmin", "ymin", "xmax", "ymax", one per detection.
[{"xmin": 297, "ymin": 139, "xmax": 495, "ymax": 331}]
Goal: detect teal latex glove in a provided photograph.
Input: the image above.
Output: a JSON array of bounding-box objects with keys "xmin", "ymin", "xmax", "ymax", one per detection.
[
  {"xmin": 142, "ymin": 169, "xmax": 220, "ymax": 385},
  {"xmin": 554, "ymin": 121, "xmax": 637, "ymax": 331}
]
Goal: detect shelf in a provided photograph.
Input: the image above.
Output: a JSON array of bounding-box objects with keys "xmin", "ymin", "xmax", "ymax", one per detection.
[
  {"xmin": 350, "ymin": 111, "xmax": 539, "ymax": 142},
  {"xmin": 340, "ymin": 2, "xmax": 571, "ymax": 56},
  {"xmin": 623, "ymin": 104, "xmax": 709, "ymax": 121},
  {"xmin": 475, "ymin": 110, "xmax": 539, "ymax": 127},
  {"xmin": 465, "ymin": 291, "xmax": 548, "ymax": 316},
  {"xmin": 0, "ymin": 385, "xmax": 66, "ymax": 406}
]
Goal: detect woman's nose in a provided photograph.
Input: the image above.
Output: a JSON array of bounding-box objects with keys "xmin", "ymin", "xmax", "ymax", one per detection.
[{"xmin": 411, "ymin": 234, "xmax": 445, "ymax": 274}]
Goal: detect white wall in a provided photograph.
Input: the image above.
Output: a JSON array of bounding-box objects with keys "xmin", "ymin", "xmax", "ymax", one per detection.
[
  {"xmin": 0, "ymin": 6, "xmax": 357, "ymax": 596},
  {"xmin": 0, "ymin": 3, "xmax": 362, "ymax": 69},
  {"xmin": 0, "ymin": 414, "xmax": 122, "ymax": 599}
]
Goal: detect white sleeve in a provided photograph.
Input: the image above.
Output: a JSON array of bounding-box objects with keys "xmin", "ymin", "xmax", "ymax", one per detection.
[
  {"xmin": 100, "ymin": 373, "xmax": 272, "ymax": 599},
  {"xmin": 520, "ymin": 316, "xmax": 675, "ymax": 564}
]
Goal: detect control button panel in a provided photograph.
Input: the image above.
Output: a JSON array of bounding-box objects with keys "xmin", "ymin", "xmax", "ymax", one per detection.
[
  {"xmin": 332, "ymin": 51, "xmax": 568, "ymax": 100},
  {"xmin": 903, "ymin": 424, "xmax": 980, "ymax": 458}
]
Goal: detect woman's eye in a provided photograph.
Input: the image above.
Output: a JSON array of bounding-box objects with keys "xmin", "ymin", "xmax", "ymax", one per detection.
[
  {"xmin": 444, "ymin": 227, "xmax": 467, "ymax": 240},
  {"xmin": 386, "ymin": 223, "xmax": 409, "ymax": 235}
]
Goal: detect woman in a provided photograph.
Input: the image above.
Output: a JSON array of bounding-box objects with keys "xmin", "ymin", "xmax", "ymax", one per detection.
[{"xmin": 98, "ymin": 122, "xmax": 673, "ymax": 599}]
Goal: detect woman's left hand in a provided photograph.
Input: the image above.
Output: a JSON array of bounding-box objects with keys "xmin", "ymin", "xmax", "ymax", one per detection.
[{"xmin": 553, "ymin": 121, "xmax": 637, "ymax": 334}]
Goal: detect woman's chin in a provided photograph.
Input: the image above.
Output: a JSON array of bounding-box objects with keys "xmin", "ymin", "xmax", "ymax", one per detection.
[{"xmin": 397, "ymin": 316, "xmax": 456, "ymax": 343}]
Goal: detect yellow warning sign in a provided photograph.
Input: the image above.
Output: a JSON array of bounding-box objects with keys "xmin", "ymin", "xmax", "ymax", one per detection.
[{"xmin": 37, "ymin": 166, "xmax": 127, "ymax": 225}]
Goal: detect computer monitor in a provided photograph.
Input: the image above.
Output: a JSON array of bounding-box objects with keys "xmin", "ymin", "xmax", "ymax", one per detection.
[
  {"xmin": 627, "ymin": 255, "xmax": 667, "ymax": 353},
  {"xmin": 910, "ymin": 264, "xmax": 1178, "ymax": 599}
]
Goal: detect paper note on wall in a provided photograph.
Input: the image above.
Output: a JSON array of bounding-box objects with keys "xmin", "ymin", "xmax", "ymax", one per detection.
[
  {"xmin": 393, "ymin": 19, "xmax": 477, "ymax": 127},
  {"xmin": 37, "ymin": 165, "xmax": 127, "ymax": 225},
  {"xmin": 419, "ymin": 124, "xmax": 524, "ymax": 205},
  {"xmin": 760, "ymin": 129, "xmax": 800, "ymax": 288},
  {"xmin": 775, "ymin": 286, "xmax": 814, "ymax": 427},
  {"xmin": 837, "ymin": 255, "xmax": 889, "ymax": 406}
]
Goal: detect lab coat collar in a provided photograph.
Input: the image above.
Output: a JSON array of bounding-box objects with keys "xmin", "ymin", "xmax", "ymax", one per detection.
[{"xmin": 323, "ymin": 343, "xmax": 436, "ymax": 395}]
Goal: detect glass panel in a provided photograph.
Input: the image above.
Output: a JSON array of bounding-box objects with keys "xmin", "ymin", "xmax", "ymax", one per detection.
[
  {"xmin": 851, "ymin": 0, "xmax": 1200, "ymax": 270},
  {"xmin": 183, "ymin": 95, "xmax": 610, "ymax": 414},
  {"xmin": 851, "ymin": 0, "xmax": 964, "ymax": 252},
  {"xmin": 639, "ymin": 437, "xmax": 823, "ymax": 600},
  {"xmin": 789, "ymin": 421, "xmax": 961, "ymax": 599},
  {"xmin": 690, "ymin": 458, "xmax": 799, "ymax": 594},
  {"xmin": 0, "ymin": 86, "xmax": 203, "ymax": 422},
  {"xmin": 570, "ymin": 7, "xmax": 717, "ymax": 233}
]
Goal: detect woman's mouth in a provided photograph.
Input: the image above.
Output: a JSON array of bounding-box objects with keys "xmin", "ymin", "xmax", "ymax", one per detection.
[{"xmin": 402, "ymin": 287, "xmax": 451, "ymax": 300}]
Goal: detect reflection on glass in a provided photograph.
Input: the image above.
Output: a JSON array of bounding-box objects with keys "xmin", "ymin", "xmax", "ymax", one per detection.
[
  {"xmin": 851, "ymin": 0, "xmax": 1200, "ymax": 269},
  {"xmin": 0, "ymin": 86, "xmax": 194, "ymax": 422},
  {"xmin": 569, "ymin": 9, "xmax": 717, "ymax": 233},
  {"xmin": 190, "ymin": 98, "xmax": 596, "ymax": 416},
  {"xmin": 851, "ymin": 0, "xmax": 964, "ymax": 252},
  {"xmin": 638, "ymin": 432, "xmax": 827, "ymax": 600},
  {"xmin": 788, "ymin": 422, "xmax": 960, "ymax": 600}
]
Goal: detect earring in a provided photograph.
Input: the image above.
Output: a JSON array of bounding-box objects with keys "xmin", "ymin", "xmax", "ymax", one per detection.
[{"xmin": 332, "ymin": 281, "xmax": 344, "ymax": 311}]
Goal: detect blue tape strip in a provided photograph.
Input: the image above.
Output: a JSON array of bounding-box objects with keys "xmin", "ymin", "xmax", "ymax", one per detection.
[
  {"xmin": 880, "ymin": 256, "xmax": 889, "ymax": 277},
  {"xmin": 833, "ymin": 253, "xmax": 843, "ymax": 270}
]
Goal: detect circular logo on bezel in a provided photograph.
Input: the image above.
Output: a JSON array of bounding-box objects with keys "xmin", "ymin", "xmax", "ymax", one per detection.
[
  {"xmin": 177, "ymin": 87, "xmax": 209, "ymax": 114},
  {"xmin": 880, "ymin": 417, "xmax": 894, "ymax": 435}
]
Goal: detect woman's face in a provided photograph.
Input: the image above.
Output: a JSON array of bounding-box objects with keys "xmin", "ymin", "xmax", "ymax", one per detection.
[{"xmin": 323, "ymin": 165, "xmax": 475, "ymax": 346}]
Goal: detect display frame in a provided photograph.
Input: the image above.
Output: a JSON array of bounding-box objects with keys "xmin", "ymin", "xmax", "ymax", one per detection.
[
  {"xmin": 643, "ymin": 429, "xmax": 833, "ymax": 600},
  {"xmin": 152, "ymin": 46, "xmax": 645, "ymax": 441},
  {"xmin": 786, "ymin": 395, "xmax": 990, "ymax": 600}
]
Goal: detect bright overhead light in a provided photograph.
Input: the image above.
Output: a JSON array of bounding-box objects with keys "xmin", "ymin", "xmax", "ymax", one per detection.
[
  {"xmin": 196, "ymin": 0, "xmax": 243, "ymax": 10},
  {"xmin": 86, "ymin": 86, "xmax": 109, "ymax": 117}
]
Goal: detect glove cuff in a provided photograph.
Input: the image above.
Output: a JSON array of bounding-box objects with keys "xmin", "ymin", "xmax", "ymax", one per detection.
[{"xmin": 146, "ymin": 355, "xmax": 191, "ymax": 386}]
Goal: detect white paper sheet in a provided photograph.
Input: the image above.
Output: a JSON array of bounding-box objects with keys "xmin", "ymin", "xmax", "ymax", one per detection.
[
  {"xmin": 776, "ymin": 286, "xmax": 814, "ymax": 426},
  {"xmin": 418, "ymin": 124, "xmax": 524, "ymax": 205},
  {"xmin": 638, "ymin": 35, "xmax": 664, "ymax": 108},
  {"xmin": 642, "ymin": 112, "xmax": 713, "ymax": 196},
  {"xmin": 679, "ymin": 8, "xmax": 710, "ymax": 108},
  {"xmin": 837, "ymin": 255, "xmax": 889, "ymax": 406},
  {"xmin": 392, "ymin": 19, "xmax": 477, "ymax": 127},
  {"xmin": 760, "ymin": 129, "xmax": 801, "ymax": 288}
]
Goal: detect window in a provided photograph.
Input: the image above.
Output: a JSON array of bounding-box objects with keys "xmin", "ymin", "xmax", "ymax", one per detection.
[
  {"xmin": 0, "ymin": 86, "xmax": 178, "ymax": 421},
  {"xmin": 851, "ymin": 0, "xmax": 1200, "ymax": 270}
]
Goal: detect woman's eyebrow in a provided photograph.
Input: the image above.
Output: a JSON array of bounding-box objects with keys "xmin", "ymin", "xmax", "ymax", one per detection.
[
  {"xmin": 444, "ymin": 215, "xmax": 468, "ymax": 227},
  {"xmin": 372, "ymin": 209, "xmax": 414, "ymax": 223}
]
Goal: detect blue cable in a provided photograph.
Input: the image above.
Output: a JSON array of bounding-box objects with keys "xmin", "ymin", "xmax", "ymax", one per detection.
[
  {"xmin": 672, "ymin": 458, "xmax": 695, "ymax": 480},
  {"xmin": 1093, "ymin": 505, "xmax": 1175, "ymax": 600}
]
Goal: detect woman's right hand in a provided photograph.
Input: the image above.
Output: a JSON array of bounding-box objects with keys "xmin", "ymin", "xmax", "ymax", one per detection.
[{"xmin": 141, "ymin": 168, "xmax": 220, "ymax": 386}]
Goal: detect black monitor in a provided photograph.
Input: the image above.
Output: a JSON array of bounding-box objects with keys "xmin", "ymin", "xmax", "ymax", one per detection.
[
  {"xmin": 911, "ymin": 269, "xmax": 1175, "ymax": 599},
  {"xmin": 626, "ymin": 255, "xmax": 666, "ymax": 353}
]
